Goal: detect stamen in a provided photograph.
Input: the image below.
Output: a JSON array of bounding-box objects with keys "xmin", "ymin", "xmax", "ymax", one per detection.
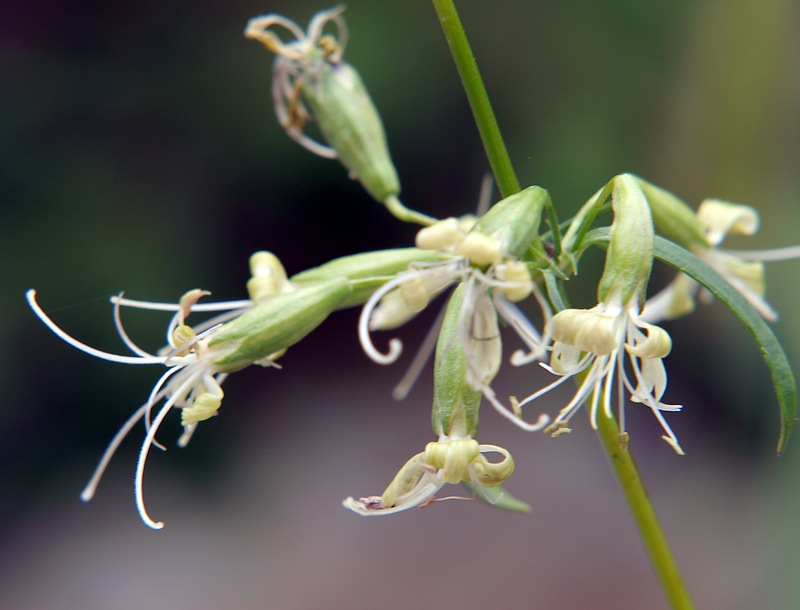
[
  {"xmin": 720, "ymin": 245, "xmax": 800, "ymax": 262},
  {"xmin": 392, "ymin": 303, "xmax": 446, "ymax": 400},
  {"xmin": 110, "ymin": 295, "xmax": 252, "ymax": 312},
  {"xmin": 112, "ymin": 292, "xmax": 155, "ymax": 358},
  {"xmin": 481, "ymin": 385, "xmax": 550, "ymax": 432},
  {"xmin": 80, "ymin": 402, "xmax": 150, "ymax": 502},
  {"xmin": 358, "ymin": 274, "xmax": 413, "ymax": 364},
  {"xmin": 134, "ymin": 372, "xmax": 199, "ymax": 529},
  {"xmin": 27, "ymin": 290, "xmax": 165, "ymax": 365}
]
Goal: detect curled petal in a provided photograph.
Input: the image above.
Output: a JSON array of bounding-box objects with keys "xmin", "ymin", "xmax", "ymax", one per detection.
[
  {"xmin": 697, "ymin": 199, "xmax": 760, "ymax": 245},
  {"xmin": 472, "ymin": 445, "xmax": 515, "ymax": 488},
  {"xmin": 550, "ymin": 307, "xmax": 620, "ymax": 355},
  {"xmin": 343, "ymin": 453, "xmax": 444, "ymax": 516},
  {"xmin": 626, "ymin": 320, "xmax": 672, "ymax": 359},
  {"xmin": 424, "ymin": 439, "xmax": 480, "ymax": 484}
]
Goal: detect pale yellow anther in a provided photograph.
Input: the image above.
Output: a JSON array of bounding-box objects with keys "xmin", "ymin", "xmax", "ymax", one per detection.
[
  {"xmin": 457, "ymin": 215, "xmax": 478, "ymax": 234},
  {"xmin": 415, "ymin": 217, "xmax": 463, "ymax": 251},
  {"xmin": 494, "ymin": 260, "xmax": 533, "ymax": 302},
  {"xmin": 697, "ymin": 199, "xmax": 760, "ymax": 246},
  {"xmin": 171, "ymin": 324, "xmax": 197, "ymax": 349},
  {"xmin": 181, "ymin": 391, "xmax": 223, "ymax": 426},
  {"xmin": 455, "ymin": 232, "xmax": 503, "ymax": 266}
]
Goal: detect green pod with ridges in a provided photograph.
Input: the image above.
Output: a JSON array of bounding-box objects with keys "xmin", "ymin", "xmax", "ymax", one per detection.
[
  {"xmin": 431, "ymin": 284, "xmax": 482, "ymax": 438},
  {"xmin": 211, "ymin": 277, "xmax": 352, "ymax": 369},
  {"xmin": 302, "ymin": 59, "xmax": 400, "ymax": 202},
  {"xmin": 597, "ymin": 174, "xmax": 654, "ymax": 306},
  {"xmin": 471, "ymin": 186, "xmax": 547, "ymax": 259},
  {"xmin": 291, "ymin": 247, "xmax": 445, "ymax": 308},
  {"xmin": 634, "ymin": 176, "xmax": 708, "ymax": 250}
]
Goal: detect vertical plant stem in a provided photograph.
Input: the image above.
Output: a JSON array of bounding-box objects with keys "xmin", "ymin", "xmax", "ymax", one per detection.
[
  {"xmin": 431, "ymin": 0, "xmax": 521, "ymax": 198},
  {"xmin": 433, "ymin": 4, "xmax": 694, "ymax": 606},
  {"xmin": 595, "ymin": 411, "xmax": 695, "ymax": 610}
]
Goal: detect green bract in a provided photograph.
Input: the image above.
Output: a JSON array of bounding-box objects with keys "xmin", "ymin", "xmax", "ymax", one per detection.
[{"xmin": 211, "ymin": 277, "xmax": 352, "ymax": 369}]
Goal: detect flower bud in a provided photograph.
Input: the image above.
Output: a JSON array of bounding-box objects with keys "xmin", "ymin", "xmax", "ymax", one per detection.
[{"xmin": 470, "ymin": 186, "xmax": 548, "ymax": 260}]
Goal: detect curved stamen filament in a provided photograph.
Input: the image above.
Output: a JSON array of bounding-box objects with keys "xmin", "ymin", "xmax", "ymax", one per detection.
[
  {"xmin": 135, "ymin": 370, "xmax": 201, "ymax": 529},
  {"xmin": 358, "ymin": 273, "xmax": 414, "ymax": 364},
  {"xmin": 27, "ymin": 290, "xmax": 165, "ymax": 365}
]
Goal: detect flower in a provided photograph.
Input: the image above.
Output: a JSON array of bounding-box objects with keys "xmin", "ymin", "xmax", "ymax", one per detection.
[
  {"xmin": 517, "ymin": 298, "xmax": 684, "ymax": 454},
  {"xmin": 342, "ymin": 437, "xmax": 515, "ymax": 515},
  {"xmin": 27, "ymin": 288, "xmax": 254, "ymax": 529},
  {"xmin": 518, "ymin": 174, "xmax": 684, "ymax": 453},
  {"xmin": 358, "ymin": 188, "xmax": 554, "ymax": 431},
  {"xmin": 636, "ymin": 177, "xmax": 800, "ymax": 323},
  {"xmin": 27, "ymin": 255, "xmax": 353, "ymax": 528}
]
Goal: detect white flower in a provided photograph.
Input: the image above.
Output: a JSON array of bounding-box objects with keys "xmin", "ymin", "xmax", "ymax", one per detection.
[
  {"xmin": 357, "ymin": 217, "xmax": 552, "ymax": 431},
  {"xmin": 644, "ymin": 199, "xmax": 800, "ymax": 323},
  {"xmin": 517, "ymin": 296, "xmax": 684, "ymax": 454},
  {"xmin": 27, "ymin": 288, "xmax": 259, "ymax": 529}
]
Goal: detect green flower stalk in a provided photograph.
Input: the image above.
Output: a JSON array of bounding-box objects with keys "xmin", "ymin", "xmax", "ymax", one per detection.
[
  {"xmin": 245, "ymin": 6, "xmax": 434, "ymax": 225},
  {"xmin": 26, "ymin": 254, "xmax": 351, "ymax": 529},
  {"xmin": 516, "ymin": 175, "xmax": 684, "ymax": 453},
  {"xmin": 344, "ymin": 284, "xmax": 517, "ymax": 515}
]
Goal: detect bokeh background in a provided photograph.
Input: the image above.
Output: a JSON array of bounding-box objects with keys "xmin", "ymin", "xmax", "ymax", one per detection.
[{"xmin": 3, "ymin": 1, "xmax": 800, "ymax": 608}]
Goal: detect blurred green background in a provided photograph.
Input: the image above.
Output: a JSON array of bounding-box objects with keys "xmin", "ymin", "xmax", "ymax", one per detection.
[{"xmin": 2, "ymin": 1, "xmax": 799, "ymax": 608}]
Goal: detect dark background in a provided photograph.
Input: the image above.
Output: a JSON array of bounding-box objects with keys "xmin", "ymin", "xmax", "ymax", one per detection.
[{"xmin": 2, "ymin": 1, "xmax": 800, "ymax": 608}]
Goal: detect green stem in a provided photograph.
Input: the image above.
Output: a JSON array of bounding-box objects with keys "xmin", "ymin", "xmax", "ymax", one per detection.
[
  {"xmin": 431, "ymin": 0, "xmax": 521, "ymax": 198},
  {"xmin": 432, "ymin": 6, "xmax": 692, "ymax": 605},
  {"xmin": 595, "ymin": 411, "xmax": 694, "ymax": 610}
]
